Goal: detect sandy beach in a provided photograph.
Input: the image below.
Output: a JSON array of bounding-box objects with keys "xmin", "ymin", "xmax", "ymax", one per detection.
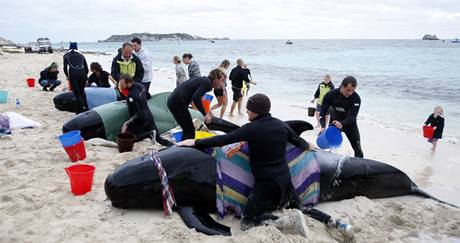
[{"xmin": 1, "ymin": 53, "xmax": 459, "ymax": 243}]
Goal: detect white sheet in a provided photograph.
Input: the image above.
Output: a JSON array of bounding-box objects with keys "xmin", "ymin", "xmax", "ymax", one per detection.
[{"xmin": 3, "ymin": 112, "xmax": 41, "ymax": 129}]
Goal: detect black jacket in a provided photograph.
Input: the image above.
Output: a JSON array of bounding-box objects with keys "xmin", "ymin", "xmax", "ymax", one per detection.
[
  {"xmin": 126, "ymin": 82, "xmax": 154, "ymax": 128},
  {"xmin": 63, "ymin": 51, "xmax": 89, "ymax": 79},
  {"xmin": 111, "ymin": 54, "xmax": 144, "ymax": 83},
  {"xmin": 425, "ymin": 114, "xmax": 445, "ymax": 139},
  {"xmin": 229, "ymin": 66, "xmax": 251, "ymax": 89},
  {"xmin": 87, "ymin": 71, "xmax": 111, "ymax": 88},
  {"xmin": 39, "ymin": 68, "xmax": 59, "ymax": 82}
]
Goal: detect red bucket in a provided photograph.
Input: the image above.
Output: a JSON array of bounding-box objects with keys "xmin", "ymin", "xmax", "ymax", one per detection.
[
  {"xmin": 423, "ymin": 125, "xmax": 434, "ymax": 138},
  {"xmin": 65, "ymin": 164, "xmax": 95, "ymax": 195},
  {"xmin": 63, "ymin": 139, "xmax": 86, "ymax": 162},
  {"xmin": 202, "ymin": 100, "xmax": 211, "ymax": 113},
  {"xmin": 27, "ymin": 78, "xmax": 35, "ymax": 88}
]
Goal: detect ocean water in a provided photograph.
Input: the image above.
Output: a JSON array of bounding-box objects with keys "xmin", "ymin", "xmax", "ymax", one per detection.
[{"xmin": 72, "ymin": 40, "xmax": 460, "ymax": 142}]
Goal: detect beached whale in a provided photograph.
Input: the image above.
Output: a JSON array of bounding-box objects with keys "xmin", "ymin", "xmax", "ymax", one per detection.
[
  {"xmin": 54, "ymin": 88, "xmax": 122, "ymax": 113},
  {"xmin": 104, "ymin": 120, "xmax": 456, "ymax": 236},
  {"xmin": 61, "ymin": 92, "xmax": 239, "ymax": 142}
]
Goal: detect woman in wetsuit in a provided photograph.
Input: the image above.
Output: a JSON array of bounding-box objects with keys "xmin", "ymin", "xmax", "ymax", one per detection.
[
  {"xmin": 178, "ymin": 93, "xmax": 313, "ymax": 233},
  {"xmin": 63, "ymin": 42, "xmax": 89, "ymax": 114},
  {"xmin": 119, "ymin": 74, "xmax": 173, "ymax": 146},
  {"xmin": 167, "ymin": 68, "xmax": 226, "ymax": 141}
]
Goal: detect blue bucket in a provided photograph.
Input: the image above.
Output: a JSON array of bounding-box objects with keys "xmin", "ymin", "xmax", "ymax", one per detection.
[
  {"xmin": 58, "ymin": 130, "xmax": 82, "ymax": 147},
  {"xmin": 0, "ymin": 90, "xmax": 8, "ymax": 104},
  {"xmin": 172, "ymin": 130, "xmax": 183, "ymax": 143},
  {"xmin": 203, "ymin": 94, "xmax": 214, "ymax": 102},
  {"xmin": 317, "ymin": 126, "xmax": 343, "ymax": 149}
]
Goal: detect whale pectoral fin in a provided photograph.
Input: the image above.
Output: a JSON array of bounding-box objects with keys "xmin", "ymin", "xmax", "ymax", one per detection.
[
  {"xmin": 178, "ymin": 207, "xmax": 232, "ymax": 236},
  {"xmin": 285, "ymin": 120, "xmax": 314, "ymax": 135}
]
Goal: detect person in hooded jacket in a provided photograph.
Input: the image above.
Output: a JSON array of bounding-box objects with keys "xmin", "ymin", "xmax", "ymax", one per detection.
[{"xmin": 63, "ymin": 42, "xmax": 89, "ymax": 114}]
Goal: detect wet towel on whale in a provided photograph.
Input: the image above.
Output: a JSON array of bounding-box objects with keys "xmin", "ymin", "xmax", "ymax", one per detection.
[{"xmin": 213, "ymin": 144, "xmax": 320, "ymax": 219}]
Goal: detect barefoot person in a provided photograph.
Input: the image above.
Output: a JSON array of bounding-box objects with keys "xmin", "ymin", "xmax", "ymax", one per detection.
[
  {"xmin": 211, "ymin": 59, "xmax": 230, "ymax": 118},
  {"xmin": 119, "ymin": 74, "xmax": 173, "ymax": 146},
  {"xmin": 424, "ymin": 106, "xmax": 445, "ymax": 152},
  {"xmin": 63, "ymin": 42, "xmax": 89, "ymax": 114},
  {"xmin": 38, "ymin": 62, "xmax": 61, "ymax": 91},
  {"xmin": 319, "ymin": 76, "xmax": 363, "ymax": 158},
  {"xmin": 229, "ymin": 59, "xmax": 251, "ymax": 116},
  {"xmin": 182, "ymin": 53, "xmax": 201, "ymax": 79},
  {"xmin": 167, "ymin": 68, "xmax": 226, "ymax": 141},
  {"xmin": 173, "ymin": 56, "xmax": 187, "ymax": 86},
  {"xmin": 311, "ymin": 74, "xmax": 335, "ymax": 127},
  {"xmin": 177, "ymin": 93, "xmax": 312, "ymax": 235}
]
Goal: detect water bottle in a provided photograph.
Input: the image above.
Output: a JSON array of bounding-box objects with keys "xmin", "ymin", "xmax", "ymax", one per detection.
[{"xmin": 16, "ymin": 98, "xmax": 21, "ymax": 108}]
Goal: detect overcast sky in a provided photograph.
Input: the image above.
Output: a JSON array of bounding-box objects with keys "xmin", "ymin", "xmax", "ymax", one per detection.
[{"xmin": 1, "ymin": 0, "xmax": 459, "ymax": 42}]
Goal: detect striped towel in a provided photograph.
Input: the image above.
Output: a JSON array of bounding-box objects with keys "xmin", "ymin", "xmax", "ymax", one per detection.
[
  {"xmin": 214, "ymin": 144, "xmax": 320, "ymax": 219},
  {"xmin": 149, "ymin": 150, "xmax": 176, "ymax": 216}
]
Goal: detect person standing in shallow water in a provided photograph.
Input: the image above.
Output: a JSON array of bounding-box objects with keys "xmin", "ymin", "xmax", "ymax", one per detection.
[
  {"xmin": 229, "ymin": 59, "xmax": 251, "ymax": 116},
  {"xmin": 177, "ymin": 93, "xmax": 313, "ymax": 236},
  {"xmin": 319, "ymin": 76, "xmax": 363, "ymax": 158},
  {"xmin": 63, "ymin": 42, "xmax": 89, "ymax": 114},
  {"xmin": 211, "ymin": 59, "xmax": 230, "ymax": 118},
  {"xmin": 173, "ymin": 56, "xmax": 187, "ymax": 87},
  {"xmin": 424, "ymin": 106, "xmax": 445, "ymax": 152},
  {"xmin": 182, "ymin": 53, "xmax": 201, "ymax": 79}
]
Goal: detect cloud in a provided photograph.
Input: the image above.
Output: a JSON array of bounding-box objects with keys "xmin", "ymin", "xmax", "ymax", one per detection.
[{"xmin": 0, "ymin": 0, "xmax": 459, "ymax": 42}]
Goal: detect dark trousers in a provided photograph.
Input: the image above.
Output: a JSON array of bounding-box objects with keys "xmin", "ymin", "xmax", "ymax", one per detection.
[
  {"xmin": 69, "ymin": 72, "xmax": 87, "ymax": 114},
  {"xmin": 342, "ymin": 123, "xmax": 363, "ymax": 158},
  {"xmin": 167, "ymin": 99, "xmax": 195, "ymax": 140}
]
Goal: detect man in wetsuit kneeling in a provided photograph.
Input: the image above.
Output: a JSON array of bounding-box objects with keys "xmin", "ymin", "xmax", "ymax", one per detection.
[
  {"xmin": 177, "ymin": 93, "xmax": 314, "ymax": 236},
  {"xmin": 319, "ymin": 76, "xmax": 363, "ymax": 157},
  {"xmin": 119, "ymin": 74, "xmax": 173, "ymax": 146}
]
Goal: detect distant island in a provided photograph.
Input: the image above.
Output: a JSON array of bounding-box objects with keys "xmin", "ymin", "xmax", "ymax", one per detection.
[
  {"xmin": 422, "ymin": 34, "xmax": 439, "ymax": 40},
  {"xmin": 98, "ymin": 33, "xmax": 230, "ymax": 42}
]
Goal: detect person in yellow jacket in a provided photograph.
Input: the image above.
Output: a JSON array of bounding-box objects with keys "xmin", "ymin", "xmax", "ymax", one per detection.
[
  {"xmin": 111, "ymin": 42, "xmax": 144, "ymax": 98},
  {"xmin": 311, "ymin": 74, "xmax": 335, "ymax": 128}
]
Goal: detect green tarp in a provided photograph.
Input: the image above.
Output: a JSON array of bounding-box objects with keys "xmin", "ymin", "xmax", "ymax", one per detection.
[{"xmin": 93, "ymin": 92, "xmax": 204, "ymax": 142}]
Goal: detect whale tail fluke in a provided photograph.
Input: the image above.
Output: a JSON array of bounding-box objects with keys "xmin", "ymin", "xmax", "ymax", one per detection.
[{"xmin": 411, "ymin": 186, "xmax": 458, "ymax": 208}]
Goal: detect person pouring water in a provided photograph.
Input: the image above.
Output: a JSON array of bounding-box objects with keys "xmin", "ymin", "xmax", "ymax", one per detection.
[{"xmin": 319, "ymin": 76, "xmax": 363, "ymax": 158}]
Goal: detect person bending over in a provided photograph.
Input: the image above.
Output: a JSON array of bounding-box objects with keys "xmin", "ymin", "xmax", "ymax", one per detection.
[
  {"xmin": 39, "ymin": 62, "xmax": 61, "ymax": 91},
  {"xmin": 119, "ymin": 74, "xmax": 173, "ymax": 146},
  {"xmin": 178, "ymin": 93, "xmax": 314, "ymax": 233},
  {"xmin": 63, "ymin": 42, "xmax": 89, "ymax": 114},
  {"xmin": 167, "ymin": 68, "xmax": 226, "ymax": 141},
  {"xmin": 320, "ymin": 76, "xmax": 363, "ymax": 157},
  {"xmin": 87, "ymin": 62, "xmax": 115, "ymax": 88}
]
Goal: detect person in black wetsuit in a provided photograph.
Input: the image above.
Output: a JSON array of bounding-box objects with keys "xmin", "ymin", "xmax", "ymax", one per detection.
[
  {"xmin": 177, "ymin": 93, "xmax": 314, "ymax": 233},
  {"xmin": 167, "ymin": 68, "xmax": 226, "ymax": 141},
  {"xmin": 63, "ymin": 42, "xmax": 89, "ymax": 114},
  {"xmin": 119, "ymin": 74, "xmax": 173, "ymax": 146},
  {"xmin": 87, "ymin": 62, "xmax": 115, "ymax": 88},
  {"xmin": 319, "ymin": 76, "xmax": 363, "ymax": 158},
  {"xmin": 424, "ymin": 106, "xmax": 445, "ymax": 152},
  {"xmin": 229, "ymin": 59, "xmax": 251, "ymax": 116}
]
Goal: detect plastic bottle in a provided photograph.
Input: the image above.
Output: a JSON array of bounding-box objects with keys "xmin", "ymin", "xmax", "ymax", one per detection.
[{"xmin": 16, "ymin": 98, "xmax": 21, "ymax": 108}]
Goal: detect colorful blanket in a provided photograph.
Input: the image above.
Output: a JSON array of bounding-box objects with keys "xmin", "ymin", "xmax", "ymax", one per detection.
[{"xmin": 213, "ymin": 144, "xmax": 320, "ymax": 219}]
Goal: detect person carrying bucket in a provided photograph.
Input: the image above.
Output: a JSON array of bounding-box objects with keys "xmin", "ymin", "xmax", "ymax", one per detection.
[
  {"xmin": 167, "ymin": 69, "xmax": 226, "ymax": 141},
  {"xmin": 311, "ymin": 74, "xmax": 334, "ymax": 128},
  {"xmin": 63, "ymin": 42, "xmax": 89, "ymax": 114},
  {"xmin": 424, "ymin": 106, "xmax": 445, "ymax": 152},
  {"xmin": 176, "ymin": 93, "xmax": 315, "ymax": 236},
  {"xmin": 119, "ymin": 74, "xmax": 173, "ymax": 147},
  {"xmin": 319, "ymin": 76, "xmax": 363, "ymax": 158}
]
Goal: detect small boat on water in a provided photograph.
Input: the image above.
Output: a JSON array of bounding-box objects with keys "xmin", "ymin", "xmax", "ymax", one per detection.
[
  {"xmin": 286, "ymin": 40, "xmax": 293, "ymax": 45},
  {"xmin": 452, "ymin": 39, "xmax": 460, "ymax": 43}
]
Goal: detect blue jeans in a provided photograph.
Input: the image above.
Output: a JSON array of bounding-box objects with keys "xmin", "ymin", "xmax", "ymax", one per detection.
[{"xmin": 40, "ymin": 79, "xmax": 62, "ymax": 89}]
